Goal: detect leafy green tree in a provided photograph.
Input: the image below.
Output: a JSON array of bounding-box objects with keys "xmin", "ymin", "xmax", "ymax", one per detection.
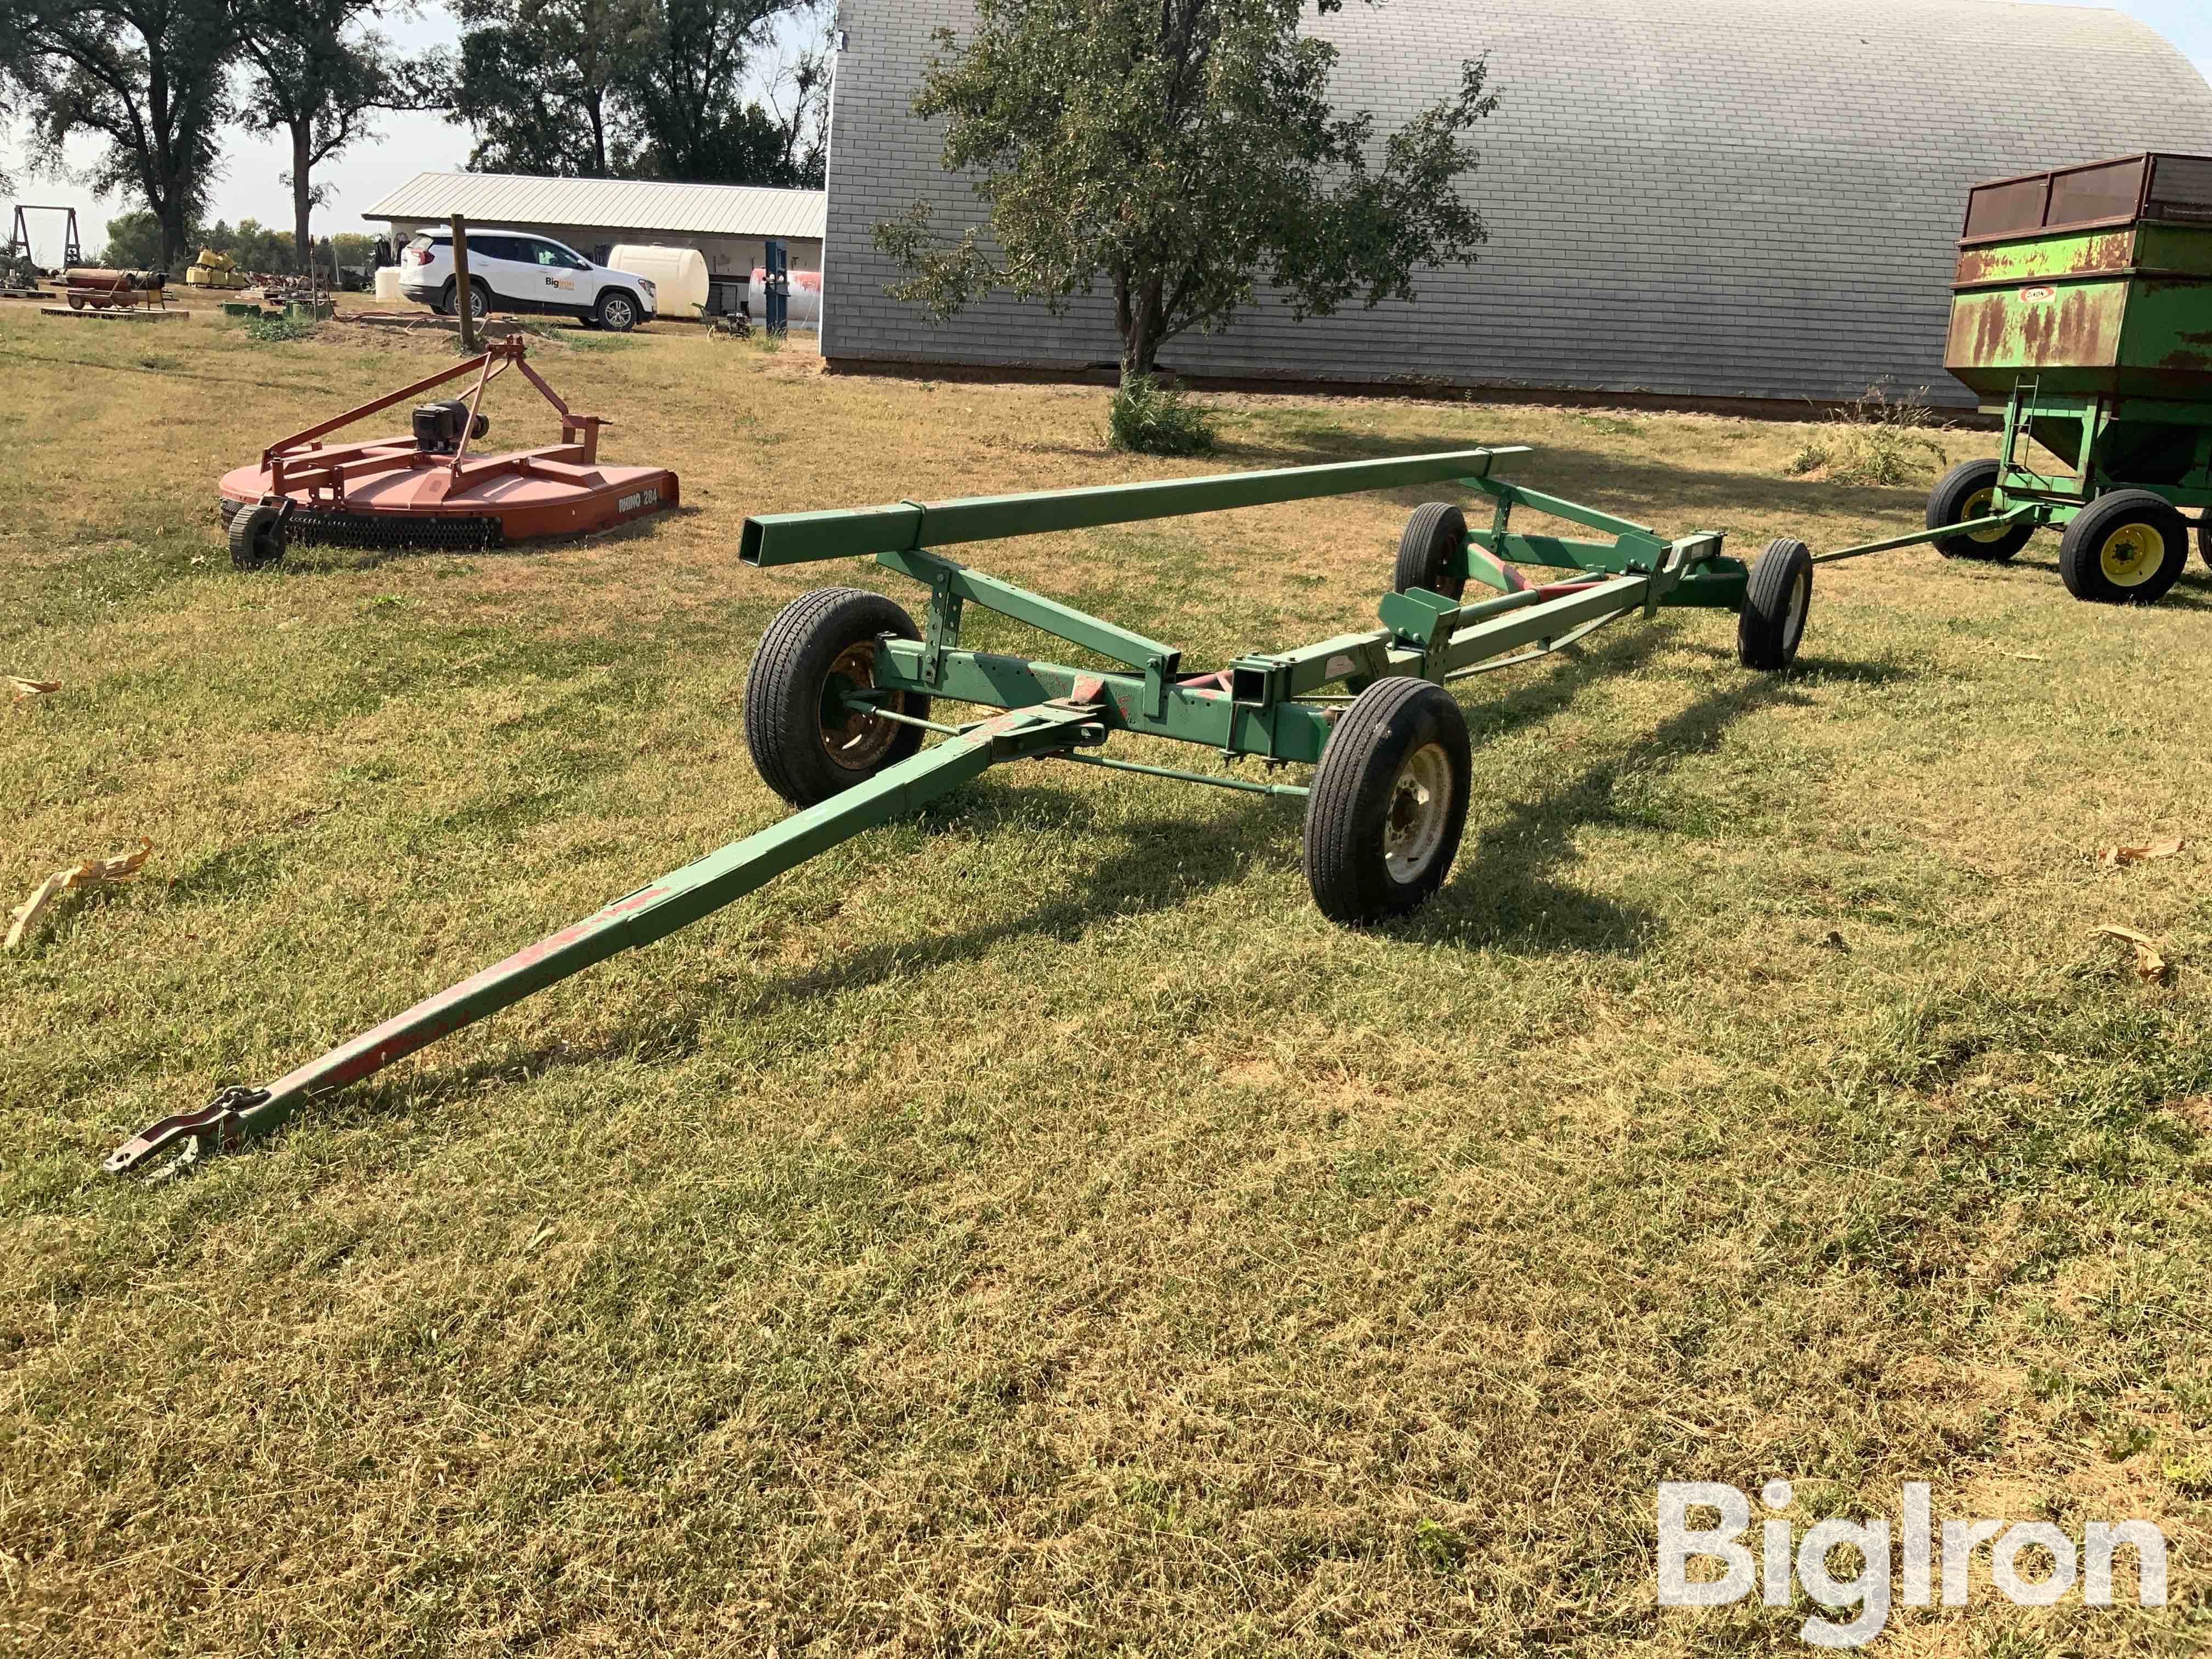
[
  {"xmin": 229, "ymin": 0, "xmax": 447, "ymax": 266},
  {"xmin": 451, "ymin": 0, "xmax": 653, "ymax": 176},
  {"xmin": 874, "ymin": 0, "xmax": 1498, "ymax": 385},
  {"xmin": 10, "ymin": 0, "xmax": 236, "ymax": 272},
  {"xmin": 98, "ymin": 208, "xmax": 167, "ymax": 268},
  {"xmin": 619, "ymin": 0, "xmax": 824, "ymax": 184}
]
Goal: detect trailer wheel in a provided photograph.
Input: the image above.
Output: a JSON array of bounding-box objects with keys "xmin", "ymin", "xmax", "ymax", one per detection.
[
  {"xmin": 2197, "ymin": 513, "xmax": 2211, "ymax": 572},
  {"xmin": 228, "ymin": 503, "xmax": 286, "ymax": 571},
  {"xmin": 744, "ymin": 588, "xmax": 932, "ymax": 808},
  {"xmin": 1926, "ymin": 459, "xmax": 2033, "ymax": 561},
  {"xmin": 2057, "ymin": 491, "xmax": 2188, "ymax": 604},
  {"xmin": 1393, "ymin": 503, "xmax": 1469, "ymax": 600},
  {"xmin": 1737, "ymin": 538, "xmax": 1812, "ymax": 670},
  {"xmin": 1304, "ymin": 677, "xmax": 1471, "ymax": 926}
]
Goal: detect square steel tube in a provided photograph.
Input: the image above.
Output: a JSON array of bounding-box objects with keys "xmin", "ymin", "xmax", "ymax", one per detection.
[{"xmin": 740, "ymin": 448, "xmax": 1530, "ymax": 566}]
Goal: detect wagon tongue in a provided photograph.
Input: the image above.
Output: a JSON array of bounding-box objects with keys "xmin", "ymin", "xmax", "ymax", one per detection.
[{"xmin": 106, "ymin": 699, "xmax": 1105, "ymax": 1177}]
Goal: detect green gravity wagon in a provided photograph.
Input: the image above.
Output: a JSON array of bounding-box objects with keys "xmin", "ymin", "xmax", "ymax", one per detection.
[{"xmin": 1923, "ymin": 151, "xmax": 2212, "ymax": 602}]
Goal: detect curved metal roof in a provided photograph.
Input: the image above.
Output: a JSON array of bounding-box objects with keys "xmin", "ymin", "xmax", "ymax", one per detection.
[
  {"xmin": 363, "ymin": 172, "xmax": 826, "ymax": 242},
  {"xmin": 820, "ymin": 0, "xmax": 2212, "ymax": 405}
]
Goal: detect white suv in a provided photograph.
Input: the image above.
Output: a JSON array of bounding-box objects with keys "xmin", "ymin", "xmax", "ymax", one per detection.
[{"xmin": 398, "ymin": 229, "xmax": 658, "ymax": 331}]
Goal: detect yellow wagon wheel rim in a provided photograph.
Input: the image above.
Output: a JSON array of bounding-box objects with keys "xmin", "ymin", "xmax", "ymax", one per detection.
[
  {"xmin": 2098, "ymin": 522, "xmax": 2164, "ymax": 587},
  {"xmin": 1960, "ymin": 486, "xmax": 2011, "ymax": 543}
]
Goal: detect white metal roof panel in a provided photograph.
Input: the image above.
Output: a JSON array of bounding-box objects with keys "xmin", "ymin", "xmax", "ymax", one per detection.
[{"xmin": 363, "ymin": 172, "xmax": 826, "ymax": 241}]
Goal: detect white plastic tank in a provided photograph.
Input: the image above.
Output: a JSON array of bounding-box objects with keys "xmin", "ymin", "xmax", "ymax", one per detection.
[
  {"xmin": 748, "ymin": 267, "xmax": 822, "ymax": 328},
  {"xmin": 607, "ymin": 244, "xmax": 709, "ymax": 320},
  {"xmin": 374, "ymin": 266, "xmax": 403, "ymax": 303}
]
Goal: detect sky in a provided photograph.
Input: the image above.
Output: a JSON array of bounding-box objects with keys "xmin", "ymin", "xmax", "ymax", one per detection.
[{"xmin": 3, "ymin": 0, "xmax": 2209, "ymax": 264}]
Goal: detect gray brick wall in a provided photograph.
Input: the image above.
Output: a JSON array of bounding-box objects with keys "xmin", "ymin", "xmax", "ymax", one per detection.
[{"xmin": 820, "ymin": 0, "xmax": 2212, "ymax": 407}]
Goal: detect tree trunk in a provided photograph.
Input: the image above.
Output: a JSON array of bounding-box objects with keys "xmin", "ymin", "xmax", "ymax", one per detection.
[
  {"xmin": 1119, "ymin": 277, "xmax": 1165, "ymax": 385},
  {"xmin": 292, "ymin": 122, "xmax": 315, "ymax": 269},
  {"xmin": 586, "ymin": 96, "xmax": 608, "ymax": 174},
  {"xmin": 157, "ymin": 197, "xmax": 190, "ymax": 276}
]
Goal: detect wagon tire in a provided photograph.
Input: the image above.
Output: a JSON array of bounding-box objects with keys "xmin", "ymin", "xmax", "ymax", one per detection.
[
  {"xmin": 2057, "ymin": 491, "xmax": 2188, "ymax": 604},
  {"xmin": 228, "ymin": 503, "xmax": 286, "ymax": 571},
  {"xmin": 67, "ymin": 292, "xmax": 84, "ymax": 311},
  {"xmin": 1393, "ymin": 502, "xmax": 1468, "ymax": 600},
  {"xmin": 2197, "ymin": 513, "xmax": 2211, "ymax": 572},
  {"xmin": 1927, "ymin": 459, "xmax": 2033, "ymax": 561},
  {"xmin": 1304, "ymin": 677, "xmax": 1471, "ymax": 927},
  {"xmin": 744, "ymin": 588, "xmax": 932, "ymax": 809},
  {"xmin": 1737, "ymin": 538, "xmax": 1812, "ymax": 670}
]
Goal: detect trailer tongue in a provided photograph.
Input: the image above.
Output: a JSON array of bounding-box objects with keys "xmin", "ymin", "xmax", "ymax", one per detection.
[{"xmin": 109, "ymin": 448, "xmax": 1813, "ymax": 1177}]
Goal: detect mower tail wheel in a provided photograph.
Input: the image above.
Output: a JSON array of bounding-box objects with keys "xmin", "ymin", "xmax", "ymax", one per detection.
[
  {"xmin": 1737, "ymin": 538, "xmax": 1812, "ymax": 671},
  {"xmin": 1393, "ymin": 502, "xmax": 1469, "ymax": 600},
  {"xmin": 1304, "ymin": 676, "xmax": 1471, "ymax": 927},
  {"xmin": 2057, "ymin": 490, "xmax": 2188, "ymax": 604},
  {"xmin": 228, "ymin": 503, "xmax": 287, "ymax": 571},
  {"xmin": 744, "ymin": 588, "xmax": 932, "ymax": 809},
  {"xmin": 1926, "ymin": 458, "xmax": 2034, "ymax": 561}
]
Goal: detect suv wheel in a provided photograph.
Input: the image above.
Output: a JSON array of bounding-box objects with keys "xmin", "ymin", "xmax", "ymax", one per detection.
[
  {"xmin": 441, "ymin": 278, "xmax": 489, "ymax": 322},
  {"xmin": 595, "ymin": 290, "xmax": 640, "ymax": 332}
]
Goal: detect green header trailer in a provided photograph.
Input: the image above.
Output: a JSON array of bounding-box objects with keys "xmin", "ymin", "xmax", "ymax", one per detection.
[
  {"xmin": 1919, "ymin": 150, "xmax": 2212, "ymax": 603},
  {"xmin": 108, "ymin": 451, "xmax": 1818, "ymax": 1177}
]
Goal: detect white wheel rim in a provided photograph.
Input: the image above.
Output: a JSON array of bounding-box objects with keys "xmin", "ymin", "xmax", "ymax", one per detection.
[
  {"xmin": 1785, "ymin": 569, "xmax": 1809, "ymax": 644},
  {"xmin": 1383, "ymin": 742, "xmax": 1454, "ymax": 882}
]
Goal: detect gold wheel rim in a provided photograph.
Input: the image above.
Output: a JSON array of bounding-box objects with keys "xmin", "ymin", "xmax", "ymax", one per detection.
[
  {"xmin": 2098, "ymin": 522, "xmax": 2163, "ymax": 586},
  {"xmin": 821, "ymin": 642, "xmax": 900, "ymax": 771},
  {"xmin": 1961, "ymin": 486, "xmax": 2009, "ymax": 543}
]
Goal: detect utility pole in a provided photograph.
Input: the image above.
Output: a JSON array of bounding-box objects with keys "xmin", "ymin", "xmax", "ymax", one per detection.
[{"xmin": 452, "ymin": 215, "xmax": 476, "ymax": 352}]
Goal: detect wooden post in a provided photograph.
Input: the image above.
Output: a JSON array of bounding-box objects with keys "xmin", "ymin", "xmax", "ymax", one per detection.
[{"xmin": 451, "ymin": 214, "xmax": 476, "ymax": 352}]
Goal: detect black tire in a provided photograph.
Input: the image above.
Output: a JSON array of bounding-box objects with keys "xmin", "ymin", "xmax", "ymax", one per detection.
[
  {"xmin": 228, "ymin": 503, "xmax": 286, "ymax": 571},
  {"xmin": 1737, "ymin": 537, "xmax": 1812, "ymax": 670},
  {"xmin": 1304, "ymin": 677, "xmax": 1472, "ymax": 927},
  {"xmin": 2197, "ymin": 513, "xmax": 2211, "ymax": 572},
  {"xmin": 1926, "ymin": 458, "xmax": 2034, "ymax": 561},
  {"xmin": 594, "ymin": 290, "xmax": 641, "ymax": 332},
  {"xmin": 2057, "ymin": 490, "xmax": 2190, "ymax": 605},
  {"xmin": 217, "ymin": 496, "xmax": 245, "ymax": 530},
  {"xmin": 1392, "ymin": 502, "xmax": 1468, "ymax": 600},
  {"xmin": 441, "ymin": 278, "xmax": 489, "ymax": 322},
  {"xmin": 743, "ymin": 589, "xmax": 932, "ymax": 808}
]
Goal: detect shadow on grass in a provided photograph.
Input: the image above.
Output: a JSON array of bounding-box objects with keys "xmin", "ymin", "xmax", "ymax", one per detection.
[
  {"xmin": 321, "ymin": 635, "xmax": 1878, "ymax": 1127},
  {"xmin": 1413, "ymin": 653, "xmax": 1812, "ymax": 953},
  {"xmin": 330, "ymin": 781, "xmax": 1295, "ymax": 1129}
]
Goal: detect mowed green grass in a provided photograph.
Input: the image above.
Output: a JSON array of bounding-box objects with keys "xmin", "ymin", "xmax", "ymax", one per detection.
[{"xmin": 3, "ymin": 303, "xmax": 2211, "ymax": 1656}]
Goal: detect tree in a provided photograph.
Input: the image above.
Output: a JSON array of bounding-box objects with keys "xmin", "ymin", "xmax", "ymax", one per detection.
[
  {"xmin": 12, "ymin": 0, "xmax": 235, "ymax": 273},
  {"xmin": 447, "ymin": 0, "xmax": 830, "ymax": 185},
  {"xmin": 619, "ymin": 0, "xmax": 819, "ymax": 182},
  {"xmin": 229, "ymin": 0, "xmax": 447, "ymax": 266},
  {"xmin": 451, "ymin": 0, "xmax": 652, "ymax": 176},
  {"xmin": 874, "ymin": 0, "xmax": 1498, "ymax": 385}
]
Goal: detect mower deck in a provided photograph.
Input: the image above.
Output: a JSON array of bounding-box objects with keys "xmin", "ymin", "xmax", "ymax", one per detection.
[
  {"xmin": 219, "ymin": 447, "xmax": 676, "ymax": 545},
  {"xmin": 218, "ymin": 335, "xmax": 678, "ymax": 561}
]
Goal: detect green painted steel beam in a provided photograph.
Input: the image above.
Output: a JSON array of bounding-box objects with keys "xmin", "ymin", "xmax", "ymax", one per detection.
[
  {"xmin": 877, "ymin": 545, "xmax": 1180, "ymax": 674},
  {"xmin": 106, "ymin": 702, "xmax": 1102, "ymax": 1175},
  {"xmin": 1463, "ymin": 477, "xmax": 1657, "ymax": 540},
  {"xmin": 739, "ymin": 448, "xmax": 1530, "ymax": 567},
  {"xmin": 1810, "ymin": 505, "xmax": 2042, "ymax": 566},
  {"xmin": 873, "ymin": 643, "xmax": 1342, "ymax": 763}
]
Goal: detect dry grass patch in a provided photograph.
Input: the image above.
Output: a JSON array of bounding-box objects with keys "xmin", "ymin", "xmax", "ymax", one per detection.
[{"xmin": 3, "ymin": 308, "xmax": 2210, "ymax": 1655}]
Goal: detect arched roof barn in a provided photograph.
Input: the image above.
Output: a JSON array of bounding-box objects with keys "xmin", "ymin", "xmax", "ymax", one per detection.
[{"xmin": 820, "ymin": 0, "xmax": 2212, "ymax": 408}]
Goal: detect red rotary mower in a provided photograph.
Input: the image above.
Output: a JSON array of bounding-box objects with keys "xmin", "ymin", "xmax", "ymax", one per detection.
[{"xmin": 218, "ymin": 336, "xmax": 679, "ymax": 566}]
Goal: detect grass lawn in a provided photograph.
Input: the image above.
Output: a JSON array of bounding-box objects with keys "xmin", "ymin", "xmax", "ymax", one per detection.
[{"xmin": 3, "ymin": 299, "xmax": 2209, "ymax": 1656}]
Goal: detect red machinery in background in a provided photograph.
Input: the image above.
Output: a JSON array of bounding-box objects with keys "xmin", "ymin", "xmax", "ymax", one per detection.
[{"xmin": 219, "ymin": 336, "xmax": 680, "ymax": 565}]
